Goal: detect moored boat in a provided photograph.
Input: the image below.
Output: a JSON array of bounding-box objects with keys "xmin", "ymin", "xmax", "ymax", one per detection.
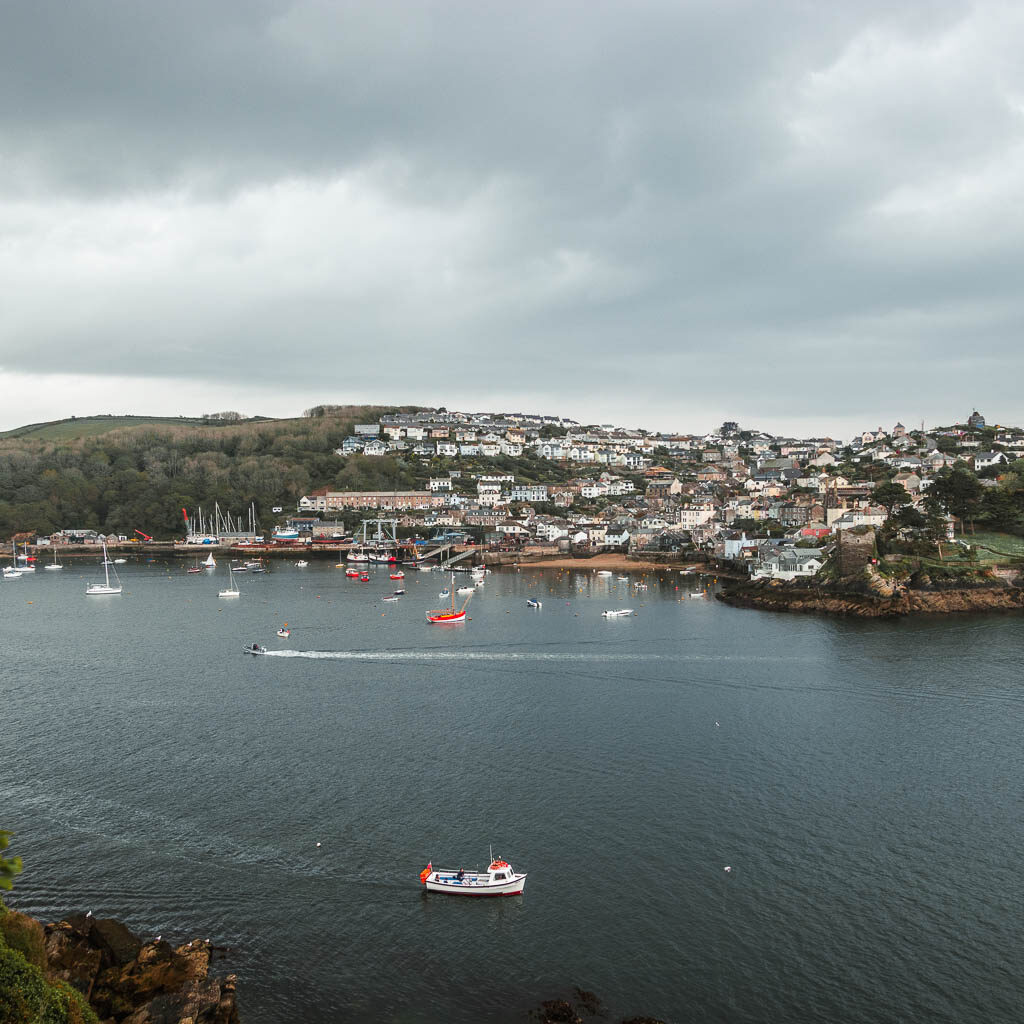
[
  {"xmin": 276, "ymin": 625, "xmax": 291, "ymax": 638},
  {"xmin": 527, "ymin": 598, "xmax": 542, "ymax": 608},
  {"xmin": 601, "ymin": 608, "xmax": 633, "ymax": 617},
  {"xmin": 419, "ymin": 856, "xmax": 526, "ymax": 896},
  {"xmin": 427, "ymin": 574, "xmax": 471, "ymax": 624}
]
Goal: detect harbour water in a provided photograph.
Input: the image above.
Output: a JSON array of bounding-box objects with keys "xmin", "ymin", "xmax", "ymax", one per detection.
[{"xmin": 2, "ymin": 560, "xmax": 1022, "ymax": 1022}]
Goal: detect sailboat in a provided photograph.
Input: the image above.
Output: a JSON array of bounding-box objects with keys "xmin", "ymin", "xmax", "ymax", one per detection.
[
  {"xmin": 4, "ymin": 540, "xmax": 24, "ymax": 578},
  {"xmin": 86, "ymin": 541, "xmax": 123, "ymax": 595},
  {"xmin": 426, "ymin": 573, "xmax": 472, "ymax": 624},
  {"xmin": 44, "ymin": 545, "xmax": 63, "ymax": 571},
  {"xmin": 204, "ymin": 552, "xmax": 217, "ymax": 569},
  {"xmin": 15, "ymin": 542, "xmax": 36, "ymax": 572},
  {"xmin": 219, "ymin": 564, "xmax": 240, "ymax": 598}
]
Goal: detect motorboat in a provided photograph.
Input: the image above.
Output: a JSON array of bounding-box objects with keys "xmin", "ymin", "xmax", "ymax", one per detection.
[
  {"xmin": 276, "ymin": 626, "xmax": 291, "ymax": 638},
  {"xmin": 345, "ymin": 568, "xmax": 361, "ymax": 577},
  {"xmin": 392, "ymin": 588, "xmax": 406, "ymax": 595},
  {"xmin": 419, "ymin": 855, "xmax": 526, "ymax": 896},
  {"xmin": 688, "ymin": 591, "xmax": 705, "ymax": 598},
  {"xmin": 390, "ymin": 571, "xmax": 405, "ymax": 580},
  {"xmin": 3, "ymin": 566, "xmax": 23, "ymax": 579},
  {"xmin": 456, "ymin": 586, "xmax": 476, "ymax": 594},
  {"xmin": 113, "ymin": 558, "xmax": 127, "ymax": 564},
  {"xmin": 347, "ymin": 552, "xmax": 369, "ymax": 563},
  {"xmin": 438, "ymin": 589, "xmax": 450, "ymax": 598},
  {"xmin": 244, "ymin": 643, "xmax": 266, "ymax": 656},
  {"xmin": 617, "ymin": 576, "xmax": 629, "ymax": 581},
  {"xmin": 602, "ymin": 608, "xmax": 634, "ymax": 617},
  {"xmin": 382, "ymin": 595, "xmax": 400, "ymax": 602},
  {"xmin": 526, "ymin": 598, "xmax": 542, "ymax": 608},
  {"xmin": 245, "ymin": 560, "xmax": 266, "ymax": 573},
  {"xmin": 359, "ymin": 574, "xmax": 370, "ymax": 583},
  {"xmin": 295, "ymin": 560, "xmax": 309, "ymax": 567},
  {"xmin": 596, "ymin": 570, "xmax": 613, "ymax": 577}
]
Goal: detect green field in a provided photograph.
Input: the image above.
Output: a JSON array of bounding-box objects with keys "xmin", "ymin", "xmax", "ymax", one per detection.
[
  {"xmin": 0, "ymin": 414, "xmax": 281, "ymax": 441},
  {"xmin": 959, "ymin": 531, "xmax": 1024, "ymax": 563},
  {"xmin": 0, "ymin": 415, "xmax": 206, "ymax": 441}
]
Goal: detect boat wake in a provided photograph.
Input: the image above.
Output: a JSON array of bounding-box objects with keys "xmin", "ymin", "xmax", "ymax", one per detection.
[{"xmin": 259, "ymin": 649, "xmax": 667, "ymax": 662}]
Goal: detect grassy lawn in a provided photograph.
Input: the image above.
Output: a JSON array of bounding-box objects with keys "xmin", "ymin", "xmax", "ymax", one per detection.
[{"xmin": 938, "ymin": 531, "xmax": 1024, "ymax": 565}]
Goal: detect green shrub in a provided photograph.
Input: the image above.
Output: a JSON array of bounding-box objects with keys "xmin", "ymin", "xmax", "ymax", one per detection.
[
  {"xmin": 0, "ymin": 937, "xmax": 98, "ymax": 1024},
  {"xmin": 0, "ymin": 912, "xmax": 46, "ymax": 969}
]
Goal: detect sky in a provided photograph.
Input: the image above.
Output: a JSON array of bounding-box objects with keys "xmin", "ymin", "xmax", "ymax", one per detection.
[{"xmin": 1, "ymin": 0, "xmax": 1022, "ymax": 438}]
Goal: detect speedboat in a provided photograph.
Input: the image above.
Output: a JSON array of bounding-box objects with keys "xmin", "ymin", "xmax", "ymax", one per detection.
[
  {"xmin": 419, "ymin": 856, "xmax": 526, "ymax": 897},
  {"xmin": 276, "ymin": 627, "xmax": 291, "ymax": 638},
  {"xmin": 244, "ymin": 643, "xmax": 266, "ymax": 656},
  {"xmin": 602, "ymin": 608, "xmax": 634, "ymax": 617},
  {"xmin": 526, "ymin": 598, "xmax": 542, "ymax": 608}
]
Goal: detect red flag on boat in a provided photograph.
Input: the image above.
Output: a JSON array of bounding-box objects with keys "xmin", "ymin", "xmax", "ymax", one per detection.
[{"xmin": 419, "ymin": 863, "xmax": 432, "ymax": 884}]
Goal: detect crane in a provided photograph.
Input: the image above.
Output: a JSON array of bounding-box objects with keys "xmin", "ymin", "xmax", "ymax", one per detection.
[{"xmin": 134, "ymin": 529, "xmax": 152, "ymax": 542}]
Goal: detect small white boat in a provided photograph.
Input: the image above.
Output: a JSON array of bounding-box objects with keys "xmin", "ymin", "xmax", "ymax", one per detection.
[
  {"xmin": 3, "ymin": 566, "xmax": 23, "ymax": 579},
  {"xmin": 438, "ymin": 589, "xmax": 450, "ymax": 598},
  {"xmin": 244, "ymin": 643, "xmax": 266, "ymax": 656},
  {"xmin": 113, "ymin": 558, "xmax": 127, "ymax": 564},
  {"xmin": 276, "ymin": 626, "xmax": 291, "ymax": 638},
  {"xmin": 596, "ymin": 570, "xmax": 614, "ymax": 577},
  {"xmin": 527, "ymin": 598, "xmax": 542, "ymax": 608},
  {"xmin": 617, "ymin": 576, "xmax": 629, "ymax": 581},
  {"xmin": 392, "ymin": 588, "xmax": 406, "ymax": 595},
  {"xmin": 219, "ymin": 565, "xmax": 240, "ymax": 599},
  {"xmin": 456, "ymin": 586, "xmax": 476, "ymax": 594},
  {"xmin": 688, "ymin": 591, "xmax": 705, "ymax": 598},
  {"xmin": 602, "ymin": 608, "xmax": 634, "ymax": 618},
  {"xmin": 382, "ymin": 595, "xmax": 400, "ymax": 602},
  {"xmin": 86, "ymin": 541, "xmax": 123, "ymax": 595},
  {"xmin": 347, "ymin": 552, "xmax": 369, "ymax": 563},
  {"xmin": 295, "ymin": 560, "xmax": 309, "ymax": 567},
  {"xmin": 45, "ymin": 547, "xmax": 64, "ymax": 571},
  {"xmin": 204, "ymin": 552, "xmax": 217, "ymax": 568},
  {"xmin": 390, "ymin": 571, "xmax": 405, "ymax": 580},
  {"xmin": 419, "ymin": 855, "xmax": 526, "ymax": 896}
]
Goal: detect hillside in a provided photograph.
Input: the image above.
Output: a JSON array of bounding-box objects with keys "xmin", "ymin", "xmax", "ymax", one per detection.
[{"xmin": 0, "ymin": 406, "xmax": 421, "ymax": 539}]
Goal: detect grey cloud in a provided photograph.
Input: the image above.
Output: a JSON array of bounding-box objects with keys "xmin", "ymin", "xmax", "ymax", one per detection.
[{"xmin": 0, "ymin": 0, "xmax": 1022, "ymax": 433}]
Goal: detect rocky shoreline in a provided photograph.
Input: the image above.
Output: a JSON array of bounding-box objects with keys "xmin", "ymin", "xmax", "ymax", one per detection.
[
  {"xmin": 0, "ymin": 908, "xmax": 238, "ymax": 1024},
  {"xmin": 718, "ymin": 575, "xmax": 1024, "ymax": 618}
]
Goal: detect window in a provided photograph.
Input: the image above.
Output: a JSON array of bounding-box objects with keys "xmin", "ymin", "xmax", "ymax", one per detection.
[{"xmin": 493, "ymin": 872, "xmax": 507, "ymax": 880}]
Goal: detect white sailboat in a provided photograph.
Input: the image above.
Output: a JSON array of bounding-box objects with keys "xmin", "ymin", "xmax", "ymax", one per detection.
[
  {"xmin": 15, "ymin": 542, "xmax": 35, "ymax": 572},
  {"xmin": 204, "ymin": 552, "xmax": 217, "ymax": 569},
  {"xmin": 219, "ymin": 564, "xmax": 240, "ymax": 598},
  {"xmin": 44, "ymin": 545, "xmax": 63, "ymax": 570},
  {"xmin": 86, "ymin": 541, "xmax": 123, "ymax": 595},
  {"xmin": 4, "ymin": 540, "xmax": 24, "ymax": 578}
]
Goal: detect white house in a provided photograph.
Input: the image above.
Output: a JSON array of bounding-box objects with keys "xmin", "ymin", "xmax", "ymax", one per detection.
[{"xmin": 751, "ymin": 548, "xmax": 825, "ymax": 581}]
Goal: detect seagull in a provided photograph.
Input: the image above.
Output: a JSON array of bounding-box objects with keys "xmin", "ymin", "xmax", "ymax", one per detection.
[
  {"xmin": 715, "ymin": 722, "xmax": 720, "ymax": 727},
  {"xmin": 724, "ymin": 866, "xmax": 732, "ymax": 873},
  {"xmin": 85, "ymin": 911, "xmax": 93, "ymax": 918}
]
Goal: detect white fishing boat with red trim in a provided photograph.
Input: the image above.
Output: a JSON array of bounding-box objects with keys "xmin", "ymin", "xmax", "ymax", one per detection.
[
  {"xmin": 426, "ymin": 573, "xmax": 471, "ymax": 624},
  {"xmin": 419, "ymin": 852, "xmax": 526, "ymax": 896}
]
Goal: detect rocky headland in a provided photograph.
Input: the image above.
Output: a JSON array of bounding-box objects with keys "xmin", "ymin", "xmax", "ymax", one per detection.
[
  {"xmin": 716, "ymin": 526, "xmax": 1024, "ymax": 618},
  {"xmin": 0, "ymin": 908, "xmax": 238, "ymax": 1024}
]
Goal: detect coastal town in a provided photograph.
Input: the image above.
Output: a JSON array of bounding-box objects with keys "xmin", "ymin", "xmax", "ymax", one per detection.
[{"xmin": 16, "ymin": 406, "xmax": 1024, "ymax": 590}]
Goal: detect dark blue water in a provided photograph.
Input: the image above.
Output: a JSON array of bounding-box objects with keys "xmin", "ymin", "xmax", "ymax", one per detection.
[{"xmin": 2, "ymin": 560, "xmax": 1022, "ymax": 1023}]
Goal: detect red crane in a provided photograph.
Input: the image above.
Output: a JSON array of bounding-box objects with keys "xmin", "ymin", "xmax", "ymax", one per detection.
[{"xmin": 134, "ymin": 529, "xmax": 153, "ymax": 542}]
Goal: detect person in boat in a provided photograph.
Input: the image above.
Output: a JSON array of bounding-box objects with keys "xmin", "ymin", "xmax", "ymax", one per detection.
[{"xmin": 457, "ymin": 868, "xmax": 465, "ymax": 882}]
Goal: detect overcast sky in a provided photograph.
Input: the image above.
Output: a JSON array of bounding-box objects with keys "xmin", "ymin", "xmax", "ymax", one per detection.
[{"xmin": 1, "ymin": 0, "xmax": 1021, "ymax": 437}]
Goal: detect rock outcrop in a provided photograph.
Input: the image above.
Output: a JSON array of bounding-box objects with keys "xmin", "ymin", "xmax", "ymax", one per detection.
[
  {"xmin": 718, "ymin": 573, "xmax": 1024, "ymax": 618},
  {"xmin": 41, "ymin": 914, "xmax": 238, "ymax": 1024}
]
